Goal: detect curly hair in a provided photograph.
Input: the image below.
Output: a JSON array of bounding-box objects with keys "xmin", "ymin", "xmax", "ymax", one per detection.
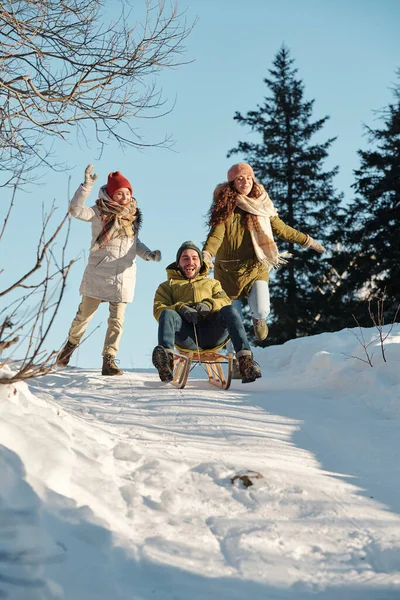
[{"xmin": 206, "ymin": 180, "xmax": 265, "ymax": 229}]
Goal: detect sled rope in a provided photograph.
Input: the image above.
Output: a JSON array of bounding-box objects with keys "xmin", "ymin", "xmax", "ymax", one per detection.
[
  {"xmin": 192, "ymin": 323, "xmax": 225, "ymax": 379},
  {"xmin": 192, "ymin": 323, "xmax": 202, "ymax": 364}
]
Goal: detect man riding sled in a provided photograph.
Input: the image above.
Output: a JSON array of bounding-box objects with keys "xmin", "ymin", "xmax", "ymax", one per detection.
[{"xmin": 152, "ymin": 241, "xmax": 262, "ymax": 384}]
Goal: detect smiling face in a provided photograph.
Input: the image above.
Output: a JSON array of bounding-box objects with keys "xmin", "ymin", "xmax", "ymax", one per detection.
[
  {"xmin": 112, "ymin": 187, "xmax": 132, "ymax": 205},
  {"xmin": 178, "ymin": 249, "xmax": 201, "ymax": 280},
  {"xmin": 233, "ymin": 174, "xmax": 253, "ymax": 196}
]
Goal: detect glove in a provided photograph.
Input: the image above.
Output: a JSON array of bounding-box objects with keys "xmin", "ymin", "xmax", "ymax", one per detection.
[
  {"xmin": 202, "ymin": 250, "xmax": 213, "ymax": 268},
  {"xmin": 303, "ymin": 235, "xmax": 326, "ymax": 254},
  {"xmin": 194, "ymin": 302, "xmax": 211, "ymax": 317},
  {"xmin": 83, "ymin": 164, "xmax": 98, "ymax": 188},
  {"xmin": 179, "ymin": 305, "xmax": 199, "ymax": 324},
  {"xmin": 148, "ymin": 250, "xmax": 161, "ymax": 262}
]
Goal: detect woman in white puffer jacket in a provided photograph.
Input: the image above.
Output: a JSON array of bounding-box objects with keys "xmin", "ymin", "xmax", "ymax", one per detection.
[{"xmin": 57, "ymin": 165, "xmax": 161, "ymax": 375}]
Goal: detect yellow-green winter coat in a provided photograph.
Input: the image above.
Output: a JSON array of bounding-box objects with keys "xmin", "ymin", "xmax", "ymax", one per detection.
[
  {"xmin": 153, "ymin": 262, "xmax": 230, "ymax": 322},
  {"xmin": 203, "ymin": 208, "xmax": 308, "ymax": 299}
]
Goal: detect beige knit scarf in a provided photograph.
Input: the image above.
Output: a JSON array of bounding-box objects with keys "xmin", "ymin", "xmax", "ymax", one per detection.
[{"xmin": 236, "ymin": 189, "xmax": 291, "ymax": 269}]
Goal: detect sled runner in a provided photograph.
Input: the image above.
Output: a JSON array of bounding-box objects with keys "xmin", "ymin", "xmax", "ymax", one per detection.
[{"xmin": 172, "ymin": 341, "xmax": 233, "ymax": 390}]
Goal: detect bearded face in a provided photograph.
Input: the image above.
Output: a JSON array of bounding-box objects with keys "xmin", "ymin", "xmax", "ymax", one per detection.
[{"xmin": 178, "ymin": 249, "xmax": 201, "ymax": 280}]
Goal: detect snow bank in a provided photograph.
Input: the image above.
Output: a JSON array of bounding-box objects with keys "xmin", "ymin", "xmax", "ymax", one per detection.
[{"xmin": 254, "ymin": 325, "xmax": 400, "ymax": 418}]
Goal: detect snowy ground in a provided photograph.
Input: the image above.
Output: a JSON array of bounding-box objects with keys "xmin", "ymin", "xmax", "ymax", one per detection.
[{"xmin": 1, "ymin": 325, "xmax": 400, "ymax": 600}]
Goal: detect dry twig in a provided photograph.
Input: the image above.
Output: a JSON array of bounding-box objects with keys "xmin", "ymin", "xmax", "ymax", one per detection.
[
  {"xmin": 0, "ymin": 204, "xmax": 73, "ymax": 383},
  {"xmin": 343, "ymin": 292, "xmax": 399, "ymax": 367}
]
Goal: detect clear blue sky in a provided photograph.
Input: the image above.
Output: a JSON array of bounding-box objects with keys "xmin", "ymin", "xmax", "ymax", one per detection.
[{"xmin": 3, "ymin": 0, "xmax": 399, "ymax": 369}]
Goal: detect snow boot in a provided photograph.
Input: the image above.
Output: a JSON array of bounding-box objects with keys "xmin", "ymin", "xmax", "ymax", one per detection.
[
  {"xmin": 238, "ymin": 353, "xmax": 262, "ymax": 384},
  {"xmin": 102, "ymin": 354, "xmax": 123, "ymax": 376},
  {"xmin": 252, "ymin": 318, "xmax": 268, "ymax": 341},
  {"xmin": 152, "ymin": 345, "xmax": 174, "ymax": 382},
  {"xmin": 56, "ymin": 340, "xmax": 77, "ymax": 367}
]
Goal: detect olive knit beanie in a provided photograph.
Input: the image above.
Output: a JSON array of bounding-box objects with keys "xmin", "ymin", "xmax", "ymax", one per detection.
[{"xmin": 176, "ymin": 241, "xmax": 203, "ymax": 265}]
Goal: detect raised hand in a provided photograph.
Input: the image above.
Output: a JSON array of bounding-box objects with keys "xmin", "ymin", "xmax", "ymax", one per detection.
[{"xmin": 83, "ymin": 164, "xmax": 98, "ymax": 188}]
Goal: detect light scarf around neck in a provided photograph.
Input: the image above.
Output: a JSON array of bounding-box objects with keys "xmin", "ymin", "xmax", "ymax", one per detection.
[
  {"xmin": 91, "ymin": 187, "xmax": 137, "ymax": 251},
  {"xmin": 235, "ymin": 188, "xmax": 291, "ymax": 269}
]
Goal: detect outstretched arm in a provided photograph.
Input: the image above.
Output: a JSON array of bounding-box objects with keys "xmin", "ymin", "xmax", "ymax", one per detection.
[
  {"xmin": 136, "ymin": 239, "xmax": 162, "ymax": 262},
  {"xmin": 271, "ymin": 216, "xmax": 326, "ymax": 253},
  {"xmin": 302, "ymin": 235, "xmax": 326, "ymax": 254},
  {"xmin": 69, "ymin": 164, "xmax": 98, "ymax": 222}
]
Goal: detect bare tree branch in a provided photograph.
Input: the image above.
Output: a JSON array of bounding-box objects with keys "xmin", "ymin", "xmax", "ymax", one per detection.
[
  {"xmin": 0, "ymin": 175, "xmax": 18, "ymax": 240},
  {"xmin": 0, "ymin": 207, "xmax": 69, "ymax": 297},
  {"xmin": 0, "ymin": 202, "xmax": 74, "ymax": 383},
  {"xmin": 0, "ymin": 0, "xmax": 194, "ymax": 185}
]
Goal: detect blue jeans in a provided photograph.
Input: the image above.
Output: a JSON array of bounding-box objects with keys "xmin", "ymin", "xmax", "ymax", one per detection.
[{"xmin": 158, "ymin": 305, "xmax": 251, "ymax": 353}]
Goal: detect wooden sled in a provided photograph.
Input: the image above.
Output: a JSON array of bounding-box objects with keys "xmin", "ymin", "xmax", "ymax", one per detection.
[{"xmin": 172, "ymin": 342, "xmax": 233, "ymax": 390}]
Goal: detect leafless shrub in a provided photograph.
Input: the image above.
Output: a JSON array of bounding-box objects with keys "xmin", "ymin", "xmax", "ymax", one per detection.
[
  {"xmin": 343, "ymin": 293, "xmax": 399, "ymax": 367},
  {"xmin": 0, "ymin": 199, "xmax": 73, "ymax": 383},
  {"xmin": 367, "ymin": 294, "xmax": 399, "ymax": 363}
]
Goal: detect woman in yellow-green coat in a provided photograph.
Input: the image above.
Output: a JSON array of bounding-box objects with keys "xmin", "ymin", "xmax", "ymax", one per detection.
[{"xmin": 202, "ymin": 163, "xmax": 326, "ymax": 341}]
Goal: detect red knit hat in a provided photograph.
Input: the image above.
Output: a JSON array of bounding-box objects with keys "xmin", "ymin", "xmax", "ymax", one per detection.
[
  {"xmin": 106, "ymin": 171, "xmax": 133, "ymax": 198},
  {"xmin": 227, "ymin": 163, "xmax": 255, "ymax": 182}
]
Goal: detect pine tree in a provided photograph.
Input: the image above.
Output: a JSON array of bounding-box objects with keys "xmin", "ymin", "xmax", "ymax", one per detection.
[
  {"xmin": 343, "ymin": 72, "xmax": 400, "ymax": 323},
  {"xmin": 228, "ymin": 45, "xmax": 345, "ymax": 345}
]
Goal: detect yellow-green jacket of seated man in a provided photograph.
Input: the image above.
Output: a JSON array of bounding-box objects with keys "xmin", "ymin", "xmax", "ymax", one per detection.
[{"xmin": 153, "ymin": 262, "xmax": 230, "ymax": 322}]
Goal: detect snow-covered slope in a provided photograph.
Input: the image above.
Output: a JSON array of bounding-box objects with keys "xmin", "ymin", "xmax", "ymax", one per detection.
[{"xmin": 1, "ymin": 326, "xmax": 400, "ymax": 599}]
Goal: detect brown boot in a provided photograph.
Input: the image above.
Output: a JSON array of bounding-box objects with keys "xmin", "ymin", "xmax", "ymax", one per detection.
[
  {"xmin": 252, "ymin": 318, "xmax": 268, "ymax": 341},
  {"xmin": 152, "ymin": 345, "xmax": 174, "ymax": 382},
  {"xmin": 56, "ymin": 340, "xmax": 77, "ymax": 367},
  {"xmin": 237, "ymin": 352, "xmax": 262, "ymax": 384},
  {"xmin": 102, "ymin": 354, "xmax": 123, "ymax": 376}
]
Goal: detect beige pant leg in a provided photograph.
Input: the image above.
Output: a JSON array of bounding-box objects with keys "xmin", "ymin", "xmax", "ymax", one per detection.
[
  {"xmin": 68, "ymin": 296, "xmax": 102, "ymax": 345},
  {"xmin": 103, "ymin": 302, "xmax": 127, "ymax": 357}
]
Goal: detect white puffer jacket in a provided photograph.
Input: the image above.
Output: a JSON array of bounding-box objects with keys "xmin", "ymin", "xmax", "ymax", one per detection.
[{"xmin": 69, "ymin": 184, "xmax": 152, "ymax": 303}]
